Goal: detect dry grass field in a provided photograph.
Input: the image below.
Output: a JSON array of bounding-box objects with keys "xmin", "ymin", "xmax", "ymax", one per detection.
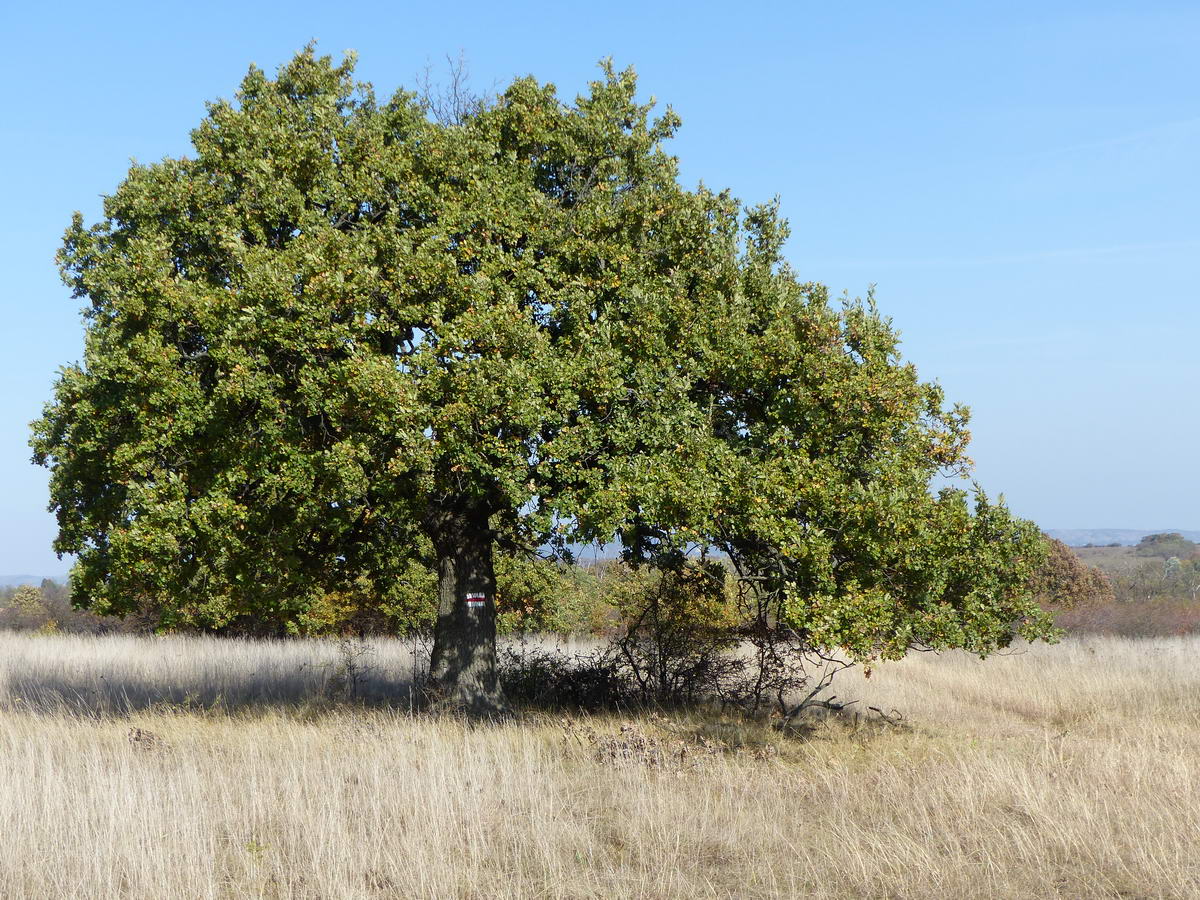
[
  {"xmin": 1, "ymin": 632, "xmax": 1197, "ymax": 899},
  {"xmin": 1073, "ymin": 544, "xmax": 1150, "ymax": 575}
]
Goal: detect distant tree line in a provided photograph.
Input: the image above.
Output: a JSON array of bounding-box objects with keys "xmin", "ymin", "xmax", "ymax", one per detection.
[
  {"xmin": 0, "ymin": 580, "xmax": 114, "ymax": 633},
  {"xmin": 1048, "ymin": 533, "xmax": 1200, "ymax": 637},
  {"xmin": 1116, "ymin": 533, "xmax": 1200, "ymax": 604}
]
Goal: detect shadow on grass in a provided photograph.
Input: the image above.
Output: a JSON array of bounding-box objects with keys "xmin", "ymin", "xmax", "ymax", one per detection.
[
  {"xmin": 0, "ymin": 634, "xmax": 428, "ymax": 717},
  {"xmin": 3, "ymin": 668, "xmax": 423, "ymax": 717}
]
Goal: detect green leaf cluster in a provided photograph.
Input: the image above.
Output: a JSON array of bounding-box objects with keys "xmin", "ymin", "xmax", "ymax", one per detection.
[{"xmin": 33, "ymin": 48, "xmax": 1054, "ymax": 659}]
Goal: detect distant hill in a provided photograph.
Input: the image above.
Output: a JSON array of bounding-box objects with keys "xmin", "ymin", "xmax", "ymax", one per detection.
[
  {"xmin": 1046, "ymin": 529, "xmax": 1200, "ymax": 548},
  {"xmin": 0, "ymin": 575, "xmax": 64, "ymax": 588}
]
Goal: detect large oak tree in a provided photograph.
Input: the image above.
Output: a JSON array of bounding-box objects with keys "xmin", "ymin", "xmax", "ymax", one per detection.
[{"xmin": 33, "ymin": 49, "xmax": 1053, "ymax": 711}]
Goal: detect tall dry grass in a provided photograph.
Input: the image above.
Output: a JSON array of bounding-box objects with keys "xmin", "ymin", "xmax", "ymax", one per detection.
[{"xmin": 0, "ymin": 632, "xmax": 1197, "ymax": 898}]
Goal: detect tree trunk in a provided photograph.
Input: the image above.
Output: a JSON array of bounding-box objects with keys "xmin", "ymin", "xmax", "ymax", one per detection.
[{"xmin": 428, "ymin": 504, "xmax": 503, "ymax": 714}]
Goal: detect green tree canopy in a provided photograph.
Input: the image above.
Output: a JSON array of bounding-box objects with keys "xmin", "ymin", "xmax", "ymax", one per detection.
[{"xmin": 33, "ymin": 48, "xmax": 1053, "ymax": 709}]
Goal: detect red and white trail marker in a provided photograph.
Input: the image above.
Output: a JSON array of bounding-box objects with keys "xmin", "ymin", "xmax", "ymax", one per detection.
[{"xmin": 463, "ymin": 592, "xmax": 487, "ymax": 608}]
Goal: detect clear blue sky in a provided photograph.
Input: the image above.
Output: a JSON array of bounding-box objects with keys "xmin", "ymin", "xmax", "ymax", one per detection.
[{"xmin": 1, "ymin": 1, "xmax": 1197, "ymax": 575}]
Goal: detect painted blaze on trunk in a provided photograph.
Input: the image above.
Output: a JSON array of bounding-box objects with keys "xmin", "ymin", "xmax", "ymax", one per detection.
[{"xmin": 428, "ymin": 505, "xmax": 501, "ymax": 713}]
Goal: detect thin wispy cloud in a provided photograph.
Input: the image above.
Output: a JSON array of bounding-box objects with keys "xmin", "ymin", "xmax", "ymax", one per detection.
[
  {"xmin": 952, "ymin": 332, "xmax": 1089, "ymax": 348},
  {"xmin": 1029, "ymin": 115, "xmax": 1200, "ymax": 162},
  {"xmin": 811, "ymin": 238, "xmax": 1200, "ymax": 269}
]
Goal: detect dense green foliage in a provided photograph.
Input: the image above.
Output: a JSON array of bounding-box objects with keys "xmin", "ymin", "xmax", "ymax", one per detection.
[{"xmin": 33, "ymin": 48, "xmax": 1053, "ymax": 669}]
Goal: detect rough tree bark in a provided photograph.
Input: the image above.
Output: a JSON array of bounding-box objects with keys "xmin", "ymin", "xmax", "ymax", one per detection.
[{"xmin": 427, "ymin": 502, "xmax": 503, "ymax": 714}]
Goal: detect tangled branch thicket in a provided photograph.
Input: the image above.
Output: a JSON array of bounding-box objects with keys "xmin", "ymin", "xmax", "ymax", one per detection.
[{"xmin": 495, "ymin": 559, "xmax": 873, "ymax": 717}]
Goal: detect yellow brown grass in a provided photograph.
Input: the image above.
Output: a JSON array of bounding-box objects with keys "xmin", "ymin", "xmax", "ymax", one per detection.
[{"xmin": 0, "ymin": 632, "xmax": 1197, "ymax": 898}]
